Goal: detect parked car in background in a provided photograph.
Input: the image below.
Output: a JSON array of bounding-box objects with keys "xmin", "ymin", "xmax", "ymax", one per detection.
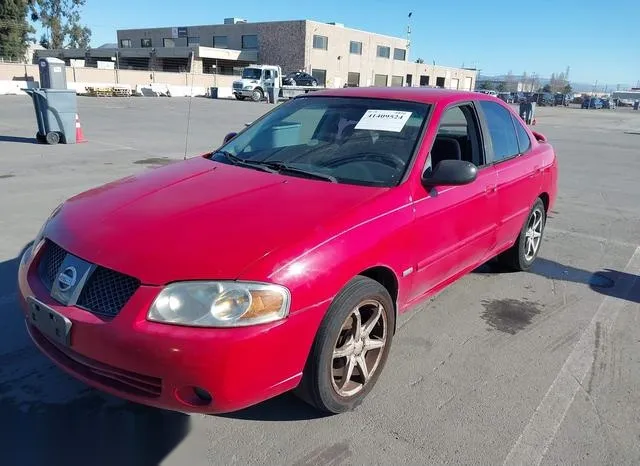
[
  {"xmin": 582, "ymin": 97, "xmax": 603, "ymax": 109},
  {"xmin": 283, "ymin": 71, "xmax": 318, "ymax": 87},
  {"xmin": 531, "ymin": 92, "xmax": 555, "ymax": 106},
  {"xmin": 18, "ymin": 88, "xmax": 557, "ymax": 415},
  {"xmin": 497, "ymin": 92, "xmax": 514, "ymax": 103},
  {"xmin": 554, "ymin": 93, "xmax": 571, "ymax": 106},
  {"xmin": 601, "ymin": 99, "xmax": 615, "ymax": 109}
]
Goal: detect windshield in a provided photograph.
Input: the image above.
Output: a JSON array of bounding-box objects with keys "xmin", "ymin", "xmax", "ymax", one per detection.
[
  {"xmin": 212, "ymin": 96, "xmax": 430, "ymax": 187},
  {"xmin": 242, "ymin": 68, "xmax": 263, "ymax": 80}
]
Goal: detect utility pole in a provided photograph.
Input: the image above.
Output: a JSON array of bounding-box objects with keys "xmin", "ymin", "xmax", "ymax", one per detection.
[{"xmin": 406, "ymin": 12, "xmax": 412, "ymax": 62}]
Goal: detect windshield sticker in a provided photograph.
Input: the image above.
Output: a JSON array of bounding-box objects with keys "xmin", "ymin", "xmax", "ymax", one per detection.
[{"xmin": 355, "ymin": 110, "xmax": 412, "ymax": 132}]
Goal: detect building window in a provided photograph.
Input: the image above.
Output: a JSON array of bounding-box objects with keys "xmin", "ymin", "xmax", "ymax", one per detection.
[
  {"xmin": 313, "ymin": 35, "xmax": 328, "ymax": 50},
  {"xmin": 349, "ymin": 41, "xmax": 362, "ymax": 55},
  {"xmin": 120, "ymin": 39, "xmax": 132, "ymax": 48},
  {"xmin": 393, "ymin": 48, "xmax": 406, "ymax": 61},
  {"xmin": 391, "ymin": 75, "xmax": 404, "ymax": 87},
  {"xmin": 376, "ymin": 46, "xmax": 390, "ymax": 58},
  {"xmin": 311, "ymin": 69, "xmax": 326, "ymax": 86},
  {"xmin": 436, "ymin": 76, "xmax": 445, "ymax": 87},
  {"xmin": 347, "ymin": 72, "xmax": 360, "ymax": 87},
  {"xmin": 213, "ymin": 36, "xmax": 228, "ymax": 48},
  {"xmin": 374, "ymin": 74, "xmax": 388, "ymax": 86},
  {"xmin": 188, "ymin": 36, "xmax": 200, "ymax": 46},
  {"xmin": 141, "ymin": 38, "xmax": 152, "ymax": 48},
  {"xmin": 241, "ymin": 34, "xmax": 258, "ymax": 49},
  {"xmin": 163, "ymin": 38, "xmax": 175, "ymax": 48},
  {"xmin": 420, "ymin": 75, "xmax": 430, "ymax": 86}
]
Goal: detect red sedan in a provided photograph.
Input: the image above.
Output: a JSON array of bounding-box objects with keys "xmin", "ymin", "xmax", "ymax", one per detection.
[{"xmin": 18, "ymin": 88, "xmax": 557, "ymax": 414}]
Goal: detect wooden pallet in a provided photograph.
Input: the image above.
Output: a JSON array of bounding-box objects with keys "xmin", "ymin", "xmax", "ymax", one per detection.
[{"xmin": 112, "ymin": 87, "xmax": 132, "ymax": 97}]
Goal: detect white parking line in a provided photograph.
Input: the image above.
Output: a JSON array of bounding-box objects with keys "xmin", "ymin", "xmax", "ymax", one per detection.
[
  {"xmin": 545, "ymin": 227, "xmax": 638, "ymax": 248},
  {"xmin": 503, "ymin": 246, "xmax": 640, "ymax": 466}
]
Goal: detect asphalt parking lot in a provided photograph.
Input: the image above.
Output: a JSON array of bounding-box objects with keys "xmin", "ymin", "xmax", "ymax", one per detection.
[{"xmin": 1, "ymin": 95, "xmax": 639, "ymax": 466}]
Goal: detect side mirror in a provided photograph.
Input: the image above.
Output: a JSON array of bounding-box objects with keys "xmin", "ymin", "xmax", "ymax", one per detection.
[
  {"xmin": 422, "ymin": 159, "xmax": 478, "ymax": 187},
  {"xmin": 223, "ymin": 132, "xmax": 237, "ymax": 144}
]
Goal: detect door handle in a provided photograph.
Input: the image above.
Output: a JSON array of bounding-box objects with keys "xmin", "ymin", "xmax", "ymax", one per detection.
[{"xmin": 485, "ymin": 185, "xmax": 497, "ymax": 194}]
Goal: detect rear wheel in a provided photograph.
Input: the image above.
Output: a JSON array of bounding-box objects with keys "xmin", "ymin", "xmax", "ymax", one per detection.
[
  {"xmin": 45, "ymin": 131, "xmax": 60, "ymax": 145},
  {"xmin": 497, "ymin": 198, "xmax": 546, "ymax": 271},
  {"xmin": 295, "ymin": 276, "xmax": 394, "ymax": 413}
]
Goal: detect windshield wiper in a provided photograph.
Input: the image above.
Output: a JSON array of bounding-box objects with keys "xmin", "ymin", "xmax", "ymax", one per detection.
[
  {"xmin": 258, "ymin": 161, "xmax": 337, "ymax": 183},
  {"xmin": 214, "ymin": 151, "xmax": 278, "ymax": 174}
]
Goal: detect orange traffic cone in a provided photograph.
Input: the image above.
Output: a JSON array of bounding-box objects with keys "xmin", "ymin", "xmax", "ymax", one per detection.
[{"xmin": 75, "ymin": 114, "xmax": 87, "ymax": 143}]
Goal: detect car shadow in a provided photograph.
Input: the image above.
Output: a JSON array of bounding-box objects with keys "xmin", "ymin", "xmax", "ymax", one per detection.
[
  {"xmin": 0, "ymin": 246, "xmax": 191, "ymax": 466},
  {"xmin": 216, "ymin": 392, "xmax": 331, "ymax": 421},
  {"xmin": 0, "ymin": 135, "xmax": 37, "ymax": 144},
  {"xmin": 474, "ymin": 257, "xmax": 640, "ymax": 304}
]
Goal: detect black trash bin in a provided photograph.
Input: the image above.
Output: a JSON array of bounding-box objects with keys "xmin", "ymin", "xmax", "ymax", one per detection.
[
  {"xmin": 26, "ymin": 88, "xmax": 78, "ymax": 144},
  {"xmin": 210, "ymin": 87, "xmax": 218, "ymax": 99}
]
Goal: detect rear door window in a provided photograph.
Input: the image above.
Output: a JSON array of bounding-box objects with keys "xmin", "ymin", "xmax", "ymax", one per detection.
[{"xmin": 479, "ymin": 101, "xmax": 520, "ymax": 162}]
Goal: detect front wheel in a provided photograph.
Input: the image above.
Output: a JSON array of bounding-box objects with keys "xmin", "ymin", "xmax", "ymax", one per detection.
[
  {"xmin": 295, "ymin": 276, "xmax": 394, "ymax": 414},
  {"xmin": 234, "ymin": 94, "xmax": 245, "ymax": 101},
  {"xmin": 251, "ymin": 88, "xmax": 263, "ymax": 102},
  {"xmin": 497, "ymin": 197, "xmax": 546, "ymax": 271}
]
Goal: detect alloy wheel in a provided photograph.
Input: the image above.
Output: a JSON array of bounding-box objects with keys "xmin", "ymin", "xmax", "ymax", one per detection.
[
  {"xmin": 524, "ymin": 208, "xmax": 543, "ymax": 261},
  {"xmin": 331, "ymin": 299, "xmax": 387, "ymax": 397}
]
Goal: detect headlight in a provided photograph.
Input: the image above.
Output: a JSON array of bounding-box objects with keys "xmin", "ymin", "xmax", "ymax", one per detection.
[
  {"xmin": 148, "ymin": 281, "xmax": 291, "ymax": 328},
  {"xmin": 29, "ymin": 203, "xmax": 63, "ymax": 258},
  {"xmin": 243, "ymin": 86, "xmax": 253, "ymax": 90}
]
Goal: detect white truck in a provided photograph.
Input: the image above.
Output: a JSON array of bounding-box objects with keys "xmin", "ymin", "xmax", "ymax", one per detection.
[{"xmin": 232, "ymin": 64, "xmax": 322, "ymax": 102}]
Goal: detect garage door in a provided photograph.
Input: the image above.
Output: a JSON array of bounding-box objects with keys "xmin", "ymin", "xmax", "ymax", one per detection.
[
  {"xmin": 463, "ymin": 77, "xmax": 472, "ymax": 90},
  {"xmin": 450, "ymin": 78, "xmax": 459, "ymax": 90}
]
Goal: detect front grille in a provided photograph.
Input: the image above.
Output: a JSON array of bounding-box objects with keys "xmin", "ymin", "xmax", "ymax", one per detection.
[
  {"xmin": 37, "ymin": 240, "xmax": 140, "ymax": 318},
  {"xmin": 233, "ymin": 82, "xmax": 242, "ymax": 90},
  {"xmin": 77, "ymin": 267, "xmax": 140, "ymax": 318},
  {"xmin": 38, "ymin": 241, "xmax": 66, "ymax": 290},
  {"xmin": 30, "ymin": 325, "xmax": 162, "ymax": 398}
]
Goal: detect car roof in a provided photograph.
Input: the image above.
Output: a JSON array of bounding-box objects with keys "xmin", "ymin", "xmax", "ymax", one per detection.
[{"xmin": 303, "ymin": 86, "xmax": 499, "ymax": 105}]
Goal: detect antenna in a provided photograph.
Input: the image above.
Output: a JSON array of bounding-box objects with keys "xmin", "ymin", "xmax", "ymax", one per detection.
[{"xmin": 183, "ymin": 51, "xmax": 196, "ymax": 160}]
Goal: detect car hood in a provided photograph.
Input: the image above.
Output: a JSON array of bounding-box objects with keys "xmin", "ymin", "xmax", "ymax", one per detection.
[{"xmin": 46, "ymin": 156, "xmax": 382, "ymax": 285}]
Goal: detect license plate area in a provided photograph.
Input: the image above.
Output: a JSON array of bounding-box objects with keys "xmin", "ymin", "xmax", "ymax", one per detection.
[{"xmin": 27, "ymin": 297, "xmax": 72, "ymax": 347}]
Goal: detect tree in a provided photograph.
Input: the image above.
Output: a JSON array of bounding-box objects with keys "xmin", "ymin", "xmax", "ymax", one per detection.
[
  {"xmin": 562, "ymin": 83, "xmax": 572, "ymax": 95},
  {"xmin": 496, "ymin": 81, "xmax": 506, "ymax": 92},
  {"xmin": 542, "ymin": 83, "xmax": 551, "ymax": 93},
  {"xmin": 0, "ymin": 0, "xmax": 33, "ymax": 61},
  {"xmin": 478, "ymin": 80, "xmax": 493, "ymax": 90},
  {"xmin": 29, "ymin": 0, "xmax": 90, "ymax": 49}
]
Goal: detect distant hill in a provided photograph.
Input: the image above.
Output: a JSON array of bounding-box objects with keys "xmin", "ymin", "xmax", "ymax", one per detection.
[{"xmin": 478, "ymin": 74, "xmax": 628, "ymax": 93}]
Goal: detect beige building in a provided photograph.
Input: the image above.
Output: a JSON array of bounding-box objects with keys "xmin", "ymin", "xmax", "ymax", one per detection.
[{"xmin": 114, "ymin": 18, "xmax": 477, "ymax": 90}]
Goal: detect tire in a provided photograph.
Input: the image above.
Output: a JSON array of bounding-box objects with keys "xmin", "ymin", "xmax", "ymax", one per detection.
[
  {"xmin": 45, "ymin": 131, "xmax": 60, "ymax": 145},
  {"xmin": 251, "ymin": 88, "xmax": 263, "ymax": 102},
  {"xmin": 295, "ymin": 276, "xmax": 395, "ymax": 414},
  {"xmin": 497, "ymin": 197, "xmax": 546, "ymax": 271},
  {"xmin": 234, "ymin": 94, "xmax": 245, "ymax": 101}
]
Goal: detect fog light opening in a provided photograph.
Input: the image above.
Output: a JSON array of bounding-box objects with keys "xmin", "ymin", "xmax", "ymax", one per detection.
[{"xmin": 175, "ymin": 386, "xmax": 213, "ymax": 407}]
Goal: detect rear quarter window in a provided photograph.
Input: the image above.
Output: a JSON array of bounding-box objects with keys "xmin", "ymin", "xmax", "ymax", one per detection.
[{"xmin": 511, "ymin": 115, "xmax": 532, "ymax": 153}]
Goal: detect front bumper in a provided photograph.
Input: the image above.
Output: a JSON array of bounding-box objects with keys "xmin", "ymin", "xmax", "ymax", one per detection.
[{"xmin": 17, "ymin": 245, "xmax": 317, "ymax": 414}]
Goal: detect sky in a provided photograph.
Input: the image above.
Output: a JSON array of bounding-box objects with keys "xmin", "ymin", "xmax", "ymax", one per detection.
[{"xmin": 79, "ymin": 0, "xmax": 640, "ymax": 87}]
